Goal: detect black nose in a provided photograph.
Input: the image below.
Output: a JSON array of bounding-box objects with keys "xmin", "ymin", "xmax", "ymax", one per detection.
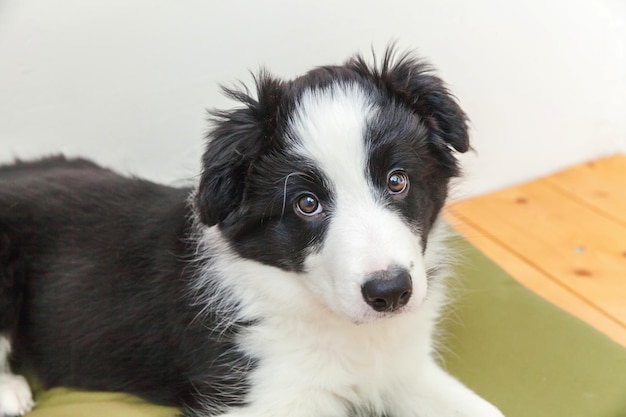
[{"xmin": 361, "ymin": 268, "xmax": 412, "ymax": 312}]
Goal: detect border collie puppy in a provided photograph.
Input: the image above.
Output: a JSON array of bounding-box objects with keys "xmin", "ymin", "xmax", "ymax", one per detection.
[{"xmin": 0, "ymin": 49, "xmax": 504, "ymax": 417}]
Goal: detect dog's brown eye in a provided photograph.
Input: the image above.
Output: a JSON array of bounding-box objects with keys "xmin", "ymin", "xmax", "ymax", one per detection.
[
  {"xmin": 295, "ymin": 194, "xmax": 322, "ymax": 217},
  {"xmin": 388, "ymin": 170, "xmax": 409, "ymax": 195}
]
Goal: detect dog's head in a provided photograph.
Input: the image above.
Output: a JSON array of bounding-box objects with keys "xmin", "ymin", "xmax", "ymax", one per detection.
[{"xmin": 196, "ymin": 49, "xmax": 469, "ymax": 323}]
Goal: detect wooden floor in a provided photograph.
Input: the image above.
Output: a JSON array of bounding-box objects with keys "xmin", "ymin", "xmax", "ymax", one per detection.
[{"xmin": 446, "ymin": 154, "xmax": 626, "ymax": 347}]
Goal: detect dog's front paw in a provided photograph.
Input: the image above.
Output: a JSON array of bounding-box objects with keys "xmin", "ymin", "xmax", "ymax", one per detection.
[
  {"xmin": 457, "ymin": 396, "xmax": 504, "ymax": 417},
  {"xmin": 407, "ymin": 390, "xmax": 505, "ymax": 417},
  {"xmin": 0, "ymin": 374, "xmax": 34, "ymax": 417}
]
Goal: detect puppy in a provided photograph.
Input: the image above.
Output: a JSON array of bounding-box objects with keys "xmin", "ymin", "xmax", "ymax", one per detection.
[{"xmin": 0, "ymin": 48, "xmax": 504, "ymax": 417}]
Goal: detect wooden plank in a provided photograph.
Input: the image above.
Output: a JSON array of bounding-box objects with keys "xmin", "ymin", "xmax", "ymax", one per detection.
[
  {"xmin": 446, "ymin": 155, "xmax": 626, "ymax": 346},
  {"xmin": 451, "ymin": 180, "xmax": 626, "ymax": 323},
  {"xmin": 446, "ymin": 208, "xmax": 626, "ymax": 347},
  {"xmin": 544, "ymin": 154, "xmax": 626, "ymax": 227}
]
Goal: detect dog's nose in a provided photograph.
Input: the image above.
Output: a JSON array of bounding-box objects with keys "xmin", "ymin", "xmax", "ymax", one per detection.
[{"xmin": 361, "ymin": 268, "xmax": 412, "ymax": 312}]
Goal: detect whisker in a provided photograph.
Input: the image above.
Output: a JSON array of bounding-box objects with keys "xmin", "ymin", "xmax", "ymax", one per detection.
[{"xmin": 278, "ymin": 171, "xmax": 308, "ymax": 220}]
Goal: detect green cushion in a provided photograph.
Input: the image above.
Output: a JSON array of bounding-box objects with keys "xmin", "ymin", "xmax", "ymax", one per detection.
[
  {"xmin": 25, "ymin": 235, "xmax": 626, "ymax": 416},
  {"xmin": 441, "ymin": 235, "xmax": 626, "ymax": 417},
  {"xmin": 27, "ymin": 389, "xmax": 178, "ymax": 417}
]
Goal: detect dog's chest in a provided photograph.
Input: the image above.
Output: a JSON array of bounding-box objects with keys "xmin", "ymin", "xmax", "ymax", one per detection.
[{"xmin": 238, "ymin": 309, "xmax": 432, "ymax": 413}]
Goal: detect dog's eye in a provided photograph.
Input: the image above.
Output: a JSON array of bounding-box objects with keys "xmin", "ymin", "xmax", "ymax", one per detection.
[
  {"xmin": 387, "ymin": 170, "xmax": 410, "ymax": 195},
  {"xmin": 295, "ymin": 194, "xmax": 323, "ymax": 217}
]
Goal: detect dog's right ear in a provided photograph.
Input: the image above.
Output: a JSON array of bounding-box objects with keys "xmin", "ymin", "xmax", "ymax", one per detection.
[{"xmin": 196, "ymin": 73, "xmax": 284, "ymax": 227}]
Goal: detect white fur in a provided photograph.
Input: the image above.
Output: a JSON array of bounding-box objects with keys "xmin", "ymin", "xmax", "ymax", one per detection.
[
  {"xmin": 195, "ymin": 222, "xmax": 502, "ymax": 417},
  {"xmin": 0, "ymin": 375, "xmax": 34, "ymax": 417},
  {"xmin": 191, "ymin": 83, "xmax": 504, "ymax": 416},
  {"xmin": 0, "ymin": 337, "xmax": 34, "ymax": 417}
]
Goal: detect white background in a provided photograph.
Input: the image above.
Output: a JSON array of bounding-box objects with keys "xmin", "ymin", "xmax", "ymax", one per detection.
[{"xmin": 1, "ymin": 0, "xmax": 625, "ymax": 198}]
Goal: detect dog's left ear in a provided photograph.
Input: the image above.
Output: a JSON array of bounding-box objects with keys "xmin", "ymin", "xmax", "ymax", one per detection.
[
  {"xmin": 348, "ymin": 48, "xmax": 470, "ymax": 161},
  {"xmin": 196, "ymin": 73, "xmax": 284, "ymax": 227}
]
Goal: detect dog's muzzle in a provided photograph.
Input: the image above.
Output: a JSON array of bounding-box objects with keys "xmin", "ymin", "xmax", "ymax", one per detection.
[{"xmin": 361, "ymin": 267, "xmax": 412, "ymax": 312}]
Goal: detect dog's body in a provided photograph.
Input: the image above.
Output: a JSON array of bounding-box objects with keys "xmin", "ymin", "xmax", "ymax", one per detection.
[{"xmin": 0, "ymin": 50, "xmax": 503, "ymax": 417}]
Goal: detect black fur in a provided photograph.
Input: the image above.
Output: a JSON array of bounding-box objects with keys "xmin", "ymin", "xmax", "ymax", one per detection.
[
  {"xmin": 0, "ymin": 47, "xmax": 468, "ymax": 415},
  {"xmin": 0, "ymin": 156, "xmax": 252, "ymax": 411}
]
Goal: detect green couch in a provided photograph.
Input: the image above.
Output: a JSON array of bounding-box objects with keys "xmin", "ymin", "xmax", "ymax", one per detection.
[{"xmin": 24, "ymin": 236, "xmax": 626, "ymax": 417}]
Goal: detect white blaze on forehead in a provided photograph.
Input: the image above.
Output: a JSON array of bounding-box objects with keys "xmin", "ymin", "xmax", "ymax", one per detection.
[{"xmin": 289, "ymin": 83, "xmax": 374, "ymax": 195}]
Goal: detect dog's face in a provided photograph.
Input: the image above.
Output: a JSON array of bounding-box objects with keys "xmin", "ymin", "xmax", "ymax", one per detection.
[{"xmin": 196, "ymin": 50, "xmax": 469, "ymax": 323}]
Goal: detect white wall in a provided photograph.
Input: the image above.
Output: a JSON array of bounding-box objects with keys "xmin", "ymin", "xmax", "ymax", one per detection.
[{"xmin": 1, "ymin": 0, "xmax": 624, "ymax": 198}]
